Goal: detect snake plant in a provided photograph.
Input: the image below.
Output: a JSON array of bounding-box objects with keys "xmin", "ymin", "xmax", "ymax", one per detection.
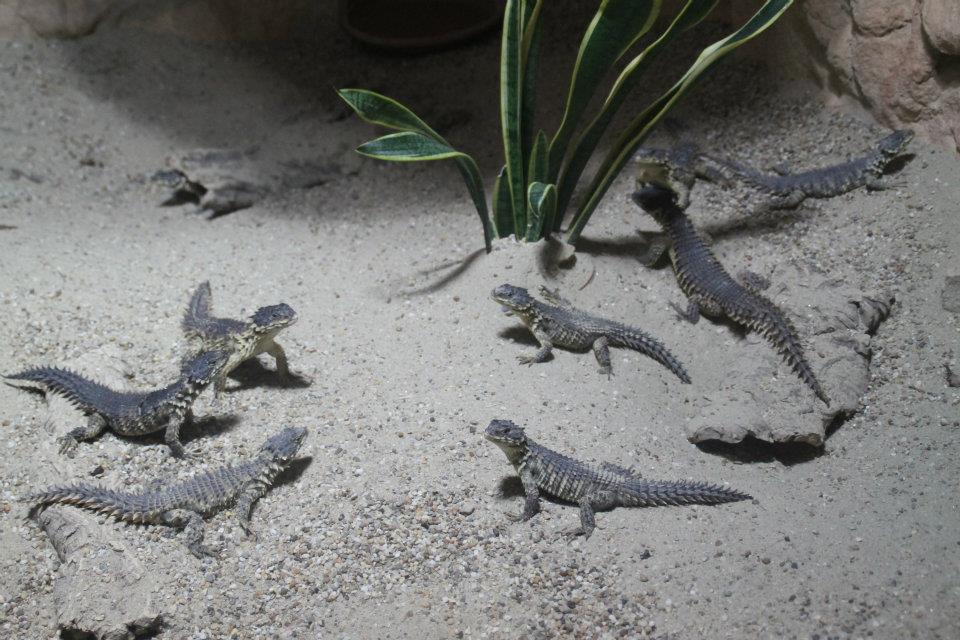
[{"xmin": 339, "ymin": 0, "xmax": 794, "ymax": 252}]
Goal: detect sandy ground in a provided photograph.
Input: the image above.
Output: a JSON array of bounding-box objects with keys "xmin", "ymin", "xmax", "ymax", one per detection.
[{"xmin": 0, "ymin": 6, "xmax": 958, "ymax": 640}]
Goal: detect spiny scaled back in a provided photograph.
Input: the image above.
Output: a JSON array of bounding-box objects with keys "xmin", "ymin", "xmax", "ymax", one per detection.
[
  {"xmin": 485, "ymin": 420, "xmax": 750, "ymax": 538},
  {"xmin": 491, "ymin": 283, "xmax": 691, "ymax": 383},
  {"xmin": 27, "ymin": 426, "xmax": 308, "ymax": 558},
  {"xmin": 4, "ymin": 349, "xmax": 230, "ymax": 457},
  {"xmin": 182, "ymin": 281, "xmax": 298, "ymax": 394},
  {"xmin": 631, "ymin": 184, "xmax": 829, "ymax": 405}
]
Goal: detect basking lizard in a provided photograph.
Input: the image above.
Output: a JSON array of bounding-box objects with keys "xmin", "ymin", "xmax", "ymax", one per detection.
[
  {"xmin": 636, "ymin": 130, "xmax": 913, "ymax": 210},
  {"xmin": 631, "ymin": 182, "xmax": 830, "ymax": 405},
  {"xmin": 485, "ymin": 419, "xmax": 750, "ymax": 539},
  {"xmin": 492, "ymin": 283, "xmax": 691, "ymax": 383},
  {"xmin": 4, "ymin": 349, "xmax": 229, "ymax": 457},
  {"xmin": 27, "ymin": 426, "xmax": 308, "ymax": 558},
  {"xmin": 182, "ymin": 281, "xmax": 299, "ymax": 395}
]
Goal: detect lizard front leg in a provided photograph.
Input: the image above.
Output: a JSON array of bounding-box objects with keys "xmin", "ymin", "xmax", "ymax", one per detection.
[
  {"xmin": 508, "ymin": 464, "xmax": 541, "ymax": 522},
  {"xmin": 263, "ymin": 339, "xmax": 291, "ymax": 378},
  {"xmin": 234, "ymin": 481, "xmax": 269, "ymax": 540},
  {"xmin": 518, "ymin": 325, "xmax": 553, "ymax": 366},
  {"xmin": 57, "ymin": 413, "xmax": 108, "ymax": 457},
  {"xmin": 162, "ymin": 415, "xmax": 191, "ymax": 459}
]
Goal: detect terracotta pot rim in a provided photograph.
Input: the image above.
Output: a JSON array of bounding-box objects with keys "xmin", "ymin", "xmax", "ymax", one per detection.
[{"xmin": 339, "ymin": 0, "xmax": 502, "ymax": 52}]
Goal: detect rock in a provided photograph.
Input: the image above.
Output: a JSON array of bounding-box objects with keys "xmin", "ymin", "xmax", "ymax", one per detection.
[
  {"xmin": 942, "ymin": 275, "xmax": 960, "ymax": 313},
  {"xmin": 39, "ymin": 509, "xmax": 162, "ymax": 640},
  {"xmin": 684, "ymin": 266, "xmax": 894, "ymax": 447},
  {"xmin": 850, "ymin": 0, "xmax": 912, "ymax": 37},
  {"xmin": 32, "ymin": 346, "xmax": 164, "ymax": 640},
  {"xmin": 15, "ymin": 0, "xmax": 114, "ymax": 38},
  {"xmin": 922, "ymin": 0, "xmax": 960, "ymax": 56},
  {"xmin": 458, "ymin": 502, "xmax": 476, "ymax": 516}
]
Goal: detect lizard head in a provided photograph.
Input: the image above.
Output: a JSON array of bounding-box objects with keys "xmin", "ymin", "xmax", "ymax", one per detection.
[
  {"xmin": 484, "ymin": 419, "xmax": 528, "ymax": 454},
  {"xmin": 491, "ymin": 284, "xmax": 534, "ymax": 316},
  {"xmin": 181, "ymin": 349, "xmax": 230, "ymax": 385},
  {"xmin": 877, "ymin": 129, "xmax": 913, "ymax": 158},
  {"xmin": 631, "ymin": 183, "xmax": 680, "ymax": 226},
  {"xmin": 260, "ymin": 426, "xmax": 308, "ymax": 462},
  {"xmin": 251, "ymin": 303, "xmax": 297, "ymax": 333}
]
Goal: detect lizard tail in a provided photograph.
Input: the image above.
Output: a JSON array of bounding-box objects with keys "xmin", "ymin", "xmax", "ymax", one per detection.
[
  {"xmin": 620, "ymin": 479, "xmax": 751, "ymax": 508},
  {"xmin": 3, "ymin": 366, "xmax": 121, "ymax": 414},
  {"xmin": 608, "ymin": 330, "xmax": 692, "ymax": 384},
  {"xmin": 182, "ymin": 281, "xmax": 214, "ymax": 335},
  {"xmin": 751, "ymin": 301, "xmax": 830, "ymax": 406},
  {"xmin": 26, "ymin": 483, "xmax": 146, "ymax": 523}
]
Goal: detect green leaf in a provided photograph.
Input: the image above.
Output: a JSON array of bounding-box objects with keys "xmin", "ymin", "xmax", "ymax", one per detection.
[
  {"xmin": 492, "ymin": 166, "xmax": 514, "ymax": 238},
  {"xmin": 528, "ymin": 130, "xmax": 549, "ymax": 185},
  {"xmin": 357, "ymin": 131, "xmax": 465, "ymax": 161},
  {"xmin": 554, "ymin": 0, "xmax": 717, "ymax": 226},
  {"xmin": 526, "ymin": 182, "xmax": 556, "ymax": 241},
  {"xmin": 501, "ymin": 0, "xmax": 527, "ymax": 235},
  {"xmin": 337, "ymin": 88, "xmax": 444, "ymax": 142},
  {"xmin": 520, "ymin": 0, "xmax": 544, "ymax": 170},
  {"xmin": 566, "ymin": 0, "xmax": 794, "ymax": 244},
  {"xmin": 358, "ymin": 132, "xmax": 494, "ymax": 252},
  {"xmin": 547, "ymin": 0, "xmax": 662, "ymax": 181}
]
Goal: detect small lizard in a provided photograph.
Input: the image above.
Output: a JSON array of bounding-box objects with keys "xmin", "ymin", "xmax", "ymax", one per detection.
[
  {"xmin": 5, "ymin": 350, "xmax": 229, "ymax": 457},
  {"xmin": 182, "ymin": 281, "xmax": 299, "ymax": 395},
  {"xmin": 631, "ymin": 182, "xmax": 830, "ymax": 405},
  {"xmin": 27, "ymin": 426, "xmax": 307, "ymax": 558},
  {"xmin": 635, "ymin": 130, "xmax": 913, "ymax": 210},
  {"xmin": 485, "ymin": 419, "xmax": 750, "ymax": 539},
  {"xmin": 492, "ymin": 283, "xmax": 691, "ymax": 383}
]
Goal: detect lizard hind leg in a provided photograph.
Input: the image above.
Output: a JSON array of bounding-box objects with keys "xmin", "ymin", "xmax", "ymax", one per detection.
[
  {"xmin": 564, "ymin": 497, "xmax": 597, "ymax": 540},
  {"xmin": 592, "ymin": 336, "xmax": 613, "ymax": 378},
  {"xmin": 162, "ymin": 509, "xmax": 215, "ymax": 558},
  {"xmin": 670, "ymin": 298, "xmax": 701, "ymax": 324},
  {"xmin": 57, "ymin": 413, "xmax": 108, "ymax": 456}
]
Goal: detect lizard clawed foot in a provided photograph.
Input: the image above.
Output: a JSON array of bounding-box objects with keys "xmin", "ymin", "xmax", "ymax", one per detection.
[
  {"xmin": 516, "ymin": 353, "xmax": 538, "ymax": 366},
  {"xmin": 56, "ymin": 436, "xmax": 79, "ymax": 458},
  {"xmin": 241, "ymin": 525, "xmax": 258, "ymax": 541},
  {"xmin": 598, "ymin": 366, "xmax": 613, "ymax": 379},
  {"xmin": 668, "ymin": 301, "xmax": 687, "ymax": 321}
]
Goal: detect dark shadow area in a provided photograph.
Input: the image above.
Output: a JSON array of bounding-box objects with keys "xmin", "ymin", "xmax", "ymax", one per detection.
[
  {"xmin": 497, "ymin": 326, "xmax": 540, "ymax": 348},
  {"xmin": 496, "ymin": 475, "xmax": 524, "ymax": 499},
  {"xmin": 698, "ymin": 207, "xmax": 809, "ymax": 243},
  {"xmin": 882, "ymin": 153, "xmax": 915, "ymax": 176},
  {"xmin": 695, "ymin": 435, "xmax": 825, "ymax": 466},
  {"xmin": 575, "ymin": 235, "xmax": 653, "ymax": 260},
  {"xmin": 392, "ymin": 248, "xmax": 486, "ymax": 297},
  {"xmin": 179, "ymin": 413, "xmax": 242, "ymax": 445},
  {"xmin": 225, "ymin": 359, "xmax": 312, "ymax": 392},
  {"xmin": 496, "ymin": 476, "xmax": 569, "ymax": 508},
  {"xmin": 275, "ymin": 455, "xmax": 313, "ymax": 488}
]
